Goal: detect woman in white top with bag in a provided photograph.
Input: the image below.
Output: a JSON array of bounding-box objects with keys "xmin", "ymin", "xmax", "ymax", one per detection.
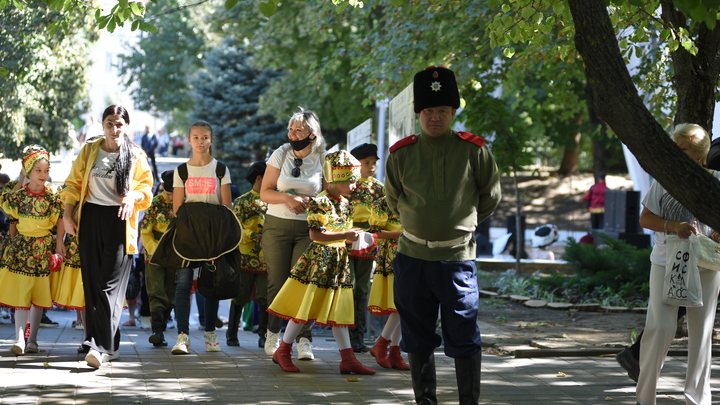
[
  {"xmin": 260, "ymin": 108, "xmax": 325, "ymax": 360},
  {"xmin": 636, "ymin": 123, "xmax": 720, "ymax": 405}
]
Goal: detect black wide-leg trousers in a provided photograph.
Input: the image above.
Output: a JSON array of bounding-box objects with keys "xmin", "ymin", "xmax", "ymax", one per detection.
[{"xmin": 79, "ymin": 203, "xmax": 133, "ymax": 355}]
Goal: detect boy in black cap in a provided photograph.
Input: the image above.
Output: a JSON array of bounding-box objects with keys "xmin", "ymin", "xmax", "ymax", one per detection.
[
  {"xmin": 347, "ymin": 143, "xmax": 384, "ymax": 352},
  {"xmin": 226, "ymin": 161, "xmax": 270, "ymax": 348},
  {"xmin": 386, "ymin": 66, "xmax": 501, "ymax": 405},
  {"xmin": 140, "ymin": 170, "xmax": 177, "ymax": 347}
]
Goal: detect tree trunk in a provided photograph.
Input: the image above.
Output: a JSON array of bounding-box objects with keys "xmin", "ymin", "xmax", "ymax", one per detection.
[
  {"xmin": 568, "ymin": 0, "xmax": 720, "ymax": 232},
  {"xmin": 660, "ymin": 0, "xmax": 720, "ymax": 131},
  {"xmin": 557, "ymin": 133, "xmax": 581, "ymax": 177}
]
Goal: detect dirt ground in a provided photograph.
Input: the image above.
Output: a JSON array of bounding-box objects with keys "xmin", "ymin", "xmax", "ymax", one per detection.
[{"xmin": 477, "ymin": 298, "xmax": 648, "ymax": 354}]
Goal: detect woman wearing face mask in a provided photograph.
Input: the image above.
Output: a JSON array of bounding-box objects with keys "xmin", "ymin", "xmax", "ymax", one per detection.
[{"xmin": 260, "ymin": 108, "xmax": 325, "ymax": 361}]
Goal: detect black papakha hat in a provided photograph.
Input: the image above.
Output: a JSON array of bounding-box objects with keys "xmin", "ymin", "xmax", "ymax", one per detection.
[
  {"xmin": 413, "ymin": 66, "xmax": 460, "ymax": 113},
  {"xmin": 245, "ymin": 161, "xmax": 267, "ymax": 185},
  {"xmin": 350, "ymin": 143, "xmax": 379, "ymax": 161},
  {"xmin": 161, "ymin": 170, "xmax": 175, "ymax": 192}
]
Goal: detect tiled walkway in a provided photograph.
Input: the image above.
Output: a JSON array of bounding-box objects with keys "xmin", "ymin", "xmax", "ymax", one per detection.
[{"xmin": 0, "ymin": 308, "xmax": 715, "ymax": 404}]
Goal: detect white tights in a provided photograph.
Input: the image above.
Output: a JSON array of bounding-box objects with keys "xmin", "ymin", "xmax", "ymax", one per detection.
[
  {"xmin": 380, "ymin": 312, "xmax": 402, "ymax": 346},
  {"xmin": 14, "ymin": 307, "xmax": 42, "ymax": 344},
  {"xmin": 282, "ymin": 320, "xmax": 351, "ymax": 350}
]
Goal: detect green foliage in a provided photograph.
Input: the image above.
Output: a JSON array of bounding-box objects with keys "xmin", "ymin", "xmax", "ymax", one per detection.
[
  {"xmin": 189, "ymin": 38, "xmax": 287, "ymax": 192},
  {"xmin": 563, "ymin": 235, "xmax": 651, "ymax": 286},
  {"xmin": 0, "ymin": 0, "xmax": 93, "ymax": 159},
  {"xmin": 217, "ymin": 0, "xmax": 376, "ymax": 138},
  {"xmin": 118, "ymin": 0, "xmax": 211, "ymax": 130}
]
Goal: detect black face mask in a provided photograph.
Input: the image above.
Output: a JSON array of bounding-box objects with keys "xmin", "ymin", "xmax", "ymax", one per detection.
[{"xmin": 290, "ymin": 136, "xmax": 314, "ymax": 151}]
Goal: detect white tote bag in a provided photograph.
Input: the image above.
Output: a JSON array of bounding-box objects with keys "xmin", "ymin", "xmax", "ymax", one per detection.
[{"xmin": 663, "ymin": 234, "xmax": 703, "ymax": 307}]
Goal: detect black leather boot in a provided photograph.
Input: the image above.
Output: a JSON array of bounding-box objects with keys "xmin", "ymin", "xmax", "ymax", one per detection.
[
  {"xmin": 350, "ymin": 295, "xmax": 369, "ymax": 352},
  {"xmin": 455, "ymin": 352, "xmax": 481, "ymax": 405},
  {"xmin": 257, "ymin": 303, "xmax": 268, "ymax": 348},
  {"xmin": 226, "ymin": 304, "xmax": 242, "ymax": 346},
  {"xmin": 148, "ymin": 308, "xmax": 167, "ymax": 347},
  {"xmin": 408, "ymin": 352, "xmax": 437, "ymax": 405}
]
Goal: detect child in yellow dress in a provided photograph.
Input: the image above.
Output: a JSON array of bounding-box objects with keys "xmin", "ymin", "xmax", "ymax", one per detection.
[
  {"xmin": 0, "ymin": 145, "xmax": 65, "ymax": 355},
  {"xmin": 367, "ymin": 195, "xmax": 409, "ymax": 369},
  {"xmin": 267, "ymin": 150, "xmax": 375, "ymax": 375}
]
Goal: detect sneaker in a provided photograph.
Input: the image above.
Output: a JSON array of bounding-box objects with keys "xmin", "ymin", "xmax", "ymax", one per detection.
[
  {"xmin": 297, "ymin": 337, "xmax": 314, "ymax": 360},
  {"xmin": 204, "ymin": 331, "xmax": 221, "ymax": 352},
  {"xmin": 140, "ymin": 316, "xmax": 151, "ymax": 329},
  {"xmin": 171, "ymin": 333, "xmax": 190, "ymax": 355},
  {"xmin": 75, "ymin": 321, "xmax": 84, "ymax": 331},
  {"xmin": 101, "ymin": 351, "xmax": 120, "ymax": 363},
  {"xmin": 615, "ymin": 347, "xmax": 640, "ymax": 382},
  {"xmin": 85, "ymin": 349, "xmax": 102, "ymax": 369},
  {"xmin": 264, "ymin": 331, "xmax": 280, "ymax": 356},
  {"xmin": 40, "ymin": 314, "xmax": 58, "ymax": 327},
  {"xmin": 10, "ymin": 341, "xmax": 25, "ymax": 356},
  {"xmin": 25, "ymin": 341, "xmax": 39, "ymax": 354},
  {"xmin": 167, "ymin": 319, "xmax": 176, "ymax": 329}
]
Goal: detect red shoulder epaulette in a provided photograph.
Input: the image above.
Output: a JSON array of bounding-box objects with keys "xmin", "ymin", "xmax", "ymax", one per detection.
[
  {"xmin": 389, "ymin": 135, "xmax": 418, "ymax": 153},
  {"xmin": 456, "ymin": 131, "xmax": 486, "ymax": 148}
]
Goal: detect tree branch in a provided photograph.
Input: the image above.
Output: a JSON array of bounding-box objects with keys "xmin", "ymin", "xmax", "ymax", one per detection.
[{"xmin": 568, "ymin": 0, "xmax": 720, "ymax": 232}]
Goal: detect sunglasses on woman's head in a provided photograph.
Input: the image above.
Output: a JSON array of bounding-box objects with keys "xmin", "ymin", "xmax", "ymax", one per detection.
[{"xmin": 291, "ymin": 158, "xmax": 303, "ymax": 178}]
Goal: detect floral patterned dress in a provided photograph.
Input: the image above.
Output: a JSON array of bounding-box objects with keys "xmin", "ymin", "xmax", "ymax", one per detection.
[
  {"xmin": 348, "ymin": 176, "xmax": 384, "ymax": 259},
  {"xmin": 52, "ymin": 234, "xmax": 84, "ymax": 309},
  {"xmin": 367, "ymin": 196, "xmax": 403, "ymax": 315},
  {"xmin": 0, "ymin": 185, "xmax": 63, "ymax": 309},
  {"xmin": 267, "ymin": 190, "xmax": 355, "ymax": 327},
  {"xmin": 232, "ymin": 190, "xmax": 268, "ymax": 273}
]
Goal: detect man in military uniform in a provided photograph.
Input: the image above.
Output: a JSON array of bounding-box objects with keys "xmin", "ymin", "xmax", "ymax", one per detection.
[{"xmin": 385, "ymin": 66, "xmax": 502, "ymax": 405}]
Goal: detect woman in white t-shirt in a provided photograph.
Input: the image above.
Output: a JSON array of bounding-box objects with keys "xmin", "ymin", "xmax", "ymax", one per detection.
[
  {"xmin": 635, "ymin": 123, "xmax": 720, "ymax": 405},
  {"xmin": 169, "ymin": 121, "xmax": 233, "ymax": 355},
  {"xmin": 260, "ymin": 108, "xmax": 325, "ymax": 359}
]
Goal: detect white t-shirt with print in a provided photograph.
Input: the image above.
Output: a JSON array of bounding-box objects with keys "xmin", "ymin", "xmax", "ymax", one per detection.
[
  {"xmin": 87, "ymin": 148, "xmax": 122, "ymax": 206},
  {"xmin": 173, "ymin": 159, "xmax": 231, "ymax": 205},
  {"xmin": 266, "ymin": 144, "xmax": 323, "ymax": 220}
]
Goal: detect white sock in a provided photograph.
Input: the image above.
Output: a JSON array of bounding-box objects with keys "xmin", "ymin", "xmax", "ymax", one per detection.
[
  {"xmin": 382, "ymin": 312, "xmax": 401, "ymax": 342},
  {"xmin": 282, "ymin": 320, "xmax": 304, "ymax": 344},
  {"xmin": 27, "ymin": 307, "xmax": 42, "ymax": 342},
  {"xmin": 332, "ymin": 327, "xmax": 351, "ymax": 350},
  {"xmin": 14, "ymin": 309, "xmax": 29, "ymax": 344}
]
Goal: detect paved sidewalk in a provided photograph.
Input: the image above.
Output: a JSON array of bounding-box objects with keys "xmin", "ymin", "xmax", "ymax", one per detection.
[{"xmin": 0, "ymin": 309, "xmax": 715, "ymax": 404}]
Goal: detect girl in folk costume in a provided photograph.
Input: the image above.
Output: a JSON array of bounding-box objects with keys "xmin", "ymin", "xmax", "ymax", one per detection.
[
  {"xmin": 53, "ymin": 184, "xmax": 87, "ymax": 351},
  {"xmin": 0, "ymin": 145, "xmax": 66, "ymax": 355},
  {"xmin": 268, "ymin": 150, "xmax": 376, "ymax": 375},
  {"xmin": 367, "ymin": 195, "xmax": 410, "ymax": 370}
]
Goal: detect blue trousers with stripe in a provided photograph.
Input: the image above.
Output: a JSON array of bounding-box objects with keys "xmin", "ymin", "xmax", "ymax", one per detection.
[{"xmin": 393, "ymin": 253, "xmax": 482, "ymax": 358}]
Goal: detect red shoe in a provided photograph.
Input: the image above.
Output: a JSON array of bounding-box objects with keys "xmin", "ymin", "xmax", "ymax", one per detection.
[
  {"xmin": 388, "ymin": 346, "xmax": 410, "ymax": 370},
  {"xmin": 370, "ymin": 336, "xmax": 391, "ymax": 368},
  {"xmin": 339, "ymin": 348, "xmax": 376, "ymax": 375},
  {"xmin": 272, "ymin": 341, "xmax": 299, "ymax": 372}
]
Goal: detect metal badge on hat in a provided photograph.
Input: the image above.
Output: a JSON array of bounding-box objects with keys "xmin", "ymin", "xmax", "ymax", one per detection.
[{"xmin": 430, "ymin": 71, "xmax": 442, "ymax": 92}]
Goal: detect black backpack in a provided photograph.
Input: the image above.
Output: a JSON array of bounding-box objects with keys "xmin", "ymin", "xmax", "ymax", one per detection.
[{"xmin": 176, "ymin": 160, "xmax": 242, "ymax": 300}]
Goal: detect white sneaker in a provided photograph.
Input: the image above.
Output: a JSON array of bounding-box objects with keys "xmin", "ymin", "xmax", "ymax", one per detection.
[
  {"xmin": 171, "ymin": 333, "xmax": 190, "ymax": 355},
  {"xmin": 85, "ymin": 349, "xmax": 102, "ymax": 369},
  {"xmin": 204, "ymin": 331, "xmax": 221, "ymax": 352},
  {"xmin": 75, "ymin": 321, "xmax": 84, "ymax": 331},
  {"xmin": 297, "ymin": 337, "xmax": 314, "ymax": 360},
  {"xmin": 102, "ymin": 351, "xmax": 120, "ymax": 362},
  {"xmin": 140, "ymin": 316, "xmax": 152, "ymax": 329},
  {"xmin": 264, "ymin": 331, "xmax": 280, "ymax": 356}
]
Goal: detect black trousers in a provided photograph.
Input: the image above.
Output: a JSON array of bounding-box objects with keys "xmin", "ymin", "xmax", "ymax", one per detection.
[{"xmin": 79, "ymin": 203, "xmax": 133, "ymax": 355}]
